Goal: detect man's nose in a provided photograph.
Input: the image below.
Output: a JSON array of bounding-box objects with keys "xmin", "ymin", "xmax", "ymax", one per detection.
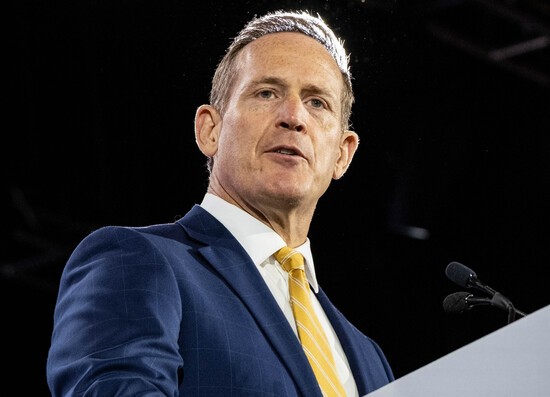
[{"xmin": 277, "ymin": 96, "xmax": 306, "ymax": 132}]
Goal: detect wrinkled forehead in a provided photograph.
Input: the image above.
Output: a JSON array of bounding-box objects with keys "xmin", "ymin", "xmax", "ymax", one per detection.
[
  {"xmin": 242, "ymin": 32, "xmax": 340, "ymax": 66},
  {"xmin": 235, "ymin": 32, "xmax": 344, "ymax": 89}
]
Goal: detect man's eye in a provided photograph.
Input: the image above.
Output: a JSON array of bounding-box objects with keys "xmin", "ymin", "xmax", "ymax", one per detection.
[
  {"xmin": 310, "ymin": 98, "xmax": 325, "ymax": 108},
  {"xmin": 259, "ymin": 90, "xmax": 273, "ymax": 99}
]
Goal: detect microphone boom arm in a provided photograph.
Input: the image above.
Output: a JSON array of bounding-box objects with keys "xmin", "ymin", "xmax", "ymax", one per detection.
[{"xmin": 445, "ymin": 262, "xmax": 527, "ymax": 323}]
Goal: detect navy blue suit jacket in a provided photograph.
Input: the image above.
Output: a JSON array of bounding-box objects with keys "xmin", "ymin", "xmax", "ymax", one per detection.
[{"xmin": 47, "ymin": 205, "xmax": 394, "ymax": 396}]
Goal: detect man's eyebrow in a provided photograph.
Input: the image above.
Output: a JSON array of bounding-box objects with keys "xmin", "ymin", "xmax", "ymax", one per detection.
[
  {"xmin": 301, "ymin": 83, "xmax": 336, "ymax": 99},
  {"xmin": 250, "ymin": 77, "xmax": 336, "ymax": 99},
  {"xmin": 249, "ymin": 76, "xmax": 287, "ymax": 87}
]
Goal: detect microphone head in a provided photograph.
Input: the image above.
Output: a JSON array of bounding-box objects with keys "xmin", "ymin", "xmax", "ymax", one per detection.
[
  {"xmin": 442, "ymin": 291, "xmax": 472, "ymax": 313},
  {"xmin": 445, "ymin": 261, "xmax": 476, "ymax": 288}
]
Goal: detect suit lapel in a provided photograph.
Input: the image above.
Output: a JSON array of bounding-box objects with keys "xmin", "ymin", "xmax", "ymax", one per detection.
[
  {"xmin": 316, "ymin": 287, "xmax": 371, "ymax": 395},
  {"xmin": 177, "ymin": 206, "xmax": 322, "ymax": 396}
]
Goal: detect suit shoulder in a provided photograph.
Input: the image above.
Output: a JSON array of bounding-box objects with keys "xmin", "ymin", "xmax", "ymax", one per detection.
[{"xmin": 83, "ymin": 222, "xmax": 182, "ymax": 240}]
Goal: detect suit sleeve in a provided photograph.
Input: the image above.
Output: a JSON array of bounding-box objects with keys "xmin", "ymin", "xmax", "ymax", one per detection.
[{"xmin": 46, "ymin": 226, "xmax": 183, "ymax": 397}]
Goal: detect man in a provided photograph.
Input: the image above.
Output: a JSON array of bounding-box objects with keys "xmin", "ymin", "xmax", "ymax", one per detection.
[{"xmin": 47, "ymin": 10, "xmax": 394, "ymax": 396}]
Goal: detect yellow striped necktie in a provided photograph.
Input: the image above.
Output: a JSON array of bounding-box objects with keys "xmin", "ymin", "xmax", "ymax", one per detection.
[{"xmin": 275, "ymin": 247, "xmax": 346, "ymax": 397}]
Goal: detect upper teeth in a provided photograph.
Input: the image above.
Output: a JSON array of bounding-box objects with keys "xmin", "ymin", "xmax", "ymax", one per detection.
[{"xmin": 278, "ymin": 149, "xmax": 295, "ymax": 155}]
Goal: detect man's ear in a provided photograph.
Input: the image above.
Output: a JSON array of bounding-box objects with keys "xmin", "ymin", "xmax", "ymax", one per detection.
[
  {"xmin": 333, "ymin": 130, "xmax": 359, "ymax": 180},
  {"xmin": 195, "ymin": 104, "xmax": 222, "ymax": 157}
]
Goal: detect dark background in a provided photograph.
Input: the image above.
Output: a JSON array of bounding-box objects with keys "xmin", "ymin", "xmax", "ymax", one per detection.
[{"xmin": 6, "ymin": 0, "xmax": 550, "ymax": 395}]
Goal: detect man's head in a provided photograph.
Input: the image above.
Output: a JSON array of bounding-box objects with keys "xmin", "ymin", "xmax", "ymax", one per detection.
[
  {"xmin": 211, "ymin": 10, "xmax": 354, "ymax": 131},
  {"xmin": 195, "ymin": 10, "xmax": 359, "ymax": 234}
]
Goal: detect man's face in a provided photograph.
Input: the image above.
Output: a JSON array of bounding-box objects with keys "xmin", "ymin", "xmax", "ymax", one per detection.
[{"xmin": 209, "ymin": 32, "xmax": 357, "ymax": 212}]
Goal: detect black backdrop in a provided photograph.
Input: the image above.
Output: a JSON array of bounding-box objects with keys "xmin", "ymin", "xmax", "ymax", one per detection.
[{"xmin": 6, "ymin": 1, "xmax": 550, "ymax": 395}]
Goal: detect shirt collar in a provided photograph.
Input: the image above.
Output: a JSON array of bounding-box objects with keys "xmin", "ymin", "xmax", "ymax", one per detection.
[{"xmin": 199, "ymin": 193, "xmax": 319, "ymax": 292}]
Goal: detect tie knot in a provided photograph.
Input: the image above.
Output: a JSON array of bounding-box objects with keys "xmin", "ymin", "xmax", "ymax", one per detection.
[{"xmin": 275, "ymin": 247, "xmax": 304, "ymax": 273}]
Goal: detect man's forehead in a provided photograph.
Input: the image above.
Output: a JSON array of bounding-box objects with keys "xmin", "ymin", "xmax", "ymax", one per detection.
[
  {"xmin": 245, "ymin": 31, "xmax": 330, "ymax": 55},
  {"xmin": 236, "ymin": 32, "xmax": 341, "ymax": 80}
]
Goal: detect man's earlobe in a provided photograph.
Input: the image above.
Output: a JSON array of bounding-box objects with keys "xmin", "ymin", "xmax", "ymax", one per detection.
[{"xmin": 195, "ymin": 105, "xmax": 221, "ymax": 157}]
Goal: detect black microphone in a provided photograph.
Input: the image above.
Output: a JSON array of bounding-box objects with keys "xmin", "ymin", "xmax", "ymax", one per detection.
[
  {"xmin": 445, "ymin": 261, "xmax": 527, "ymax": 323},
  {"xmin": 445, "ymin": 261, "xmax": 497, "ymax": 295},
  {"xmin": 443, "ymin": 291, "xmax": 502, "ymax": 314}
]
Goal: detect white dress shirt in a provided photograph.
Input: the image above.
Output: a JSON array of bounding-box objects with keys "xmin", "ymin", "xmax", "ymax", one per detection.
[{"xmin": 200, "ymin": 193, "xmax": 358, "ymax": 396}]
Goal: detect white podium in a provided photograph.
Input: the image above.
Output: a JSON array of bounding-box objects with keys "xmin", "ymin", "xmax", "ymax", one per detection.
[{"xmin": 366, "ymin": 304, "xmax": 550, "ymax": 397}]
